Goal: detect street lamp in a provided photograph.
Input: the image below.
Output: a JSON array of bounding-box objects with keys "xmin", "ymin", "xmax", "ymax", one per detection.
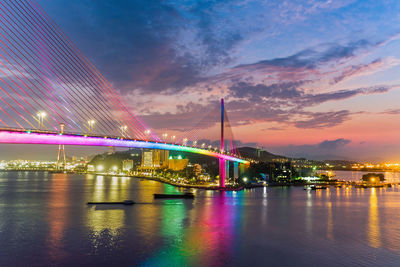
[
  {"xmin": 193, "ymin": 140, "xmax": 197, "ymax": 147},
  {"xmin": 162, "ymin": 133, "xmax": 168, "ymax": 141},
  {"xmin": 171, "ymin": 135, "xmax": 176, "ymax": 143},
  {"xmin": 97, "ymin": 165, "xmax": 103, "ymax": 172},
  {"xmin": 144, "ymin": 129, "xmax": 151, "ymax": 140},
  {"xmin": 201, "ymin": 143, "xmax": 205, "ymax": 148},
  {"xmin": 88, "ymin": 120, "xmax": 95, "ymax": 134},
  {"xmin": 37, "ymin": 111, "xmax": 46, "ymax": 129},
  {"xmin": 183, "ymin": 138, "xmax": 188, "ymax": 146},
  {"xmin": 120, "ymin": 125, "xmax": 128, "ymax": 137}
]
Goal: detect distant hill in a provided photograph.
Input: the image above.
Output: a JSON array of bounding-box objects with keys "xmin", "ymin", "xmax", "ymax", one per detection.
[{"xmin": 237, "ymin": 147, "xmax": 286, "ymax": 161}]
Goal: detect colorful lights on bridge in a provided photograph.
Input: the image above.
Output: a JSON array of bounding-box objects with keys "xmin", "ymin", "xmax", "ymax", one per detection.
[{"xmin": 0, "ymin": 129, "xmax": 250, "ymax": 164}]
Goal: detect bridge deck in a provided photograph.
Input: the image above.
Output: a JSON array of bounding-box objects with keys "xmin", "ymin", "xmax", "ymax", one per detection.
[{"xmin": 0, "ymin": 128, "xmax": 250, "ymax": 164}]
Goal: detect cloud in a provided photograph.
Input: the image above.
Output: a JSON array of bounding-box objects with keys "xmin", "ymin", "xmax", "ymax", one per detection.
[
  {"xmin": 30, "ymin": 1, "xmax": 400, "ymax": 135},
  {"xmin": 233, "ymin": 39, "xmax": 374, "ymax": 71},
  {"xmin": 318, "ymin": 138, "xmax": 351, "ymax": 149},
  {"xmin": 332, "ymin": 57, "xmax": 400, "ymax": 84},
  {"xmin": 229, "ymin": 81, "xmax": 305, "ymax": 100},
  {"xmin": 140, "ymin": 83, "xmax": 393, "ymax": 132},
  {"xmin": 299, "ymin": 85, "xmax": 393, "ymax": 106},
  {"xmin": 273, "ymin": 138, "xmax": 352, "ymax": 159},
  {"xmin": 263, "ymin": 127, "xmax": 285, "ymax": 131},
  {"xmin": 380, "ymin": 108, "xmax": 400, "ymax": 115},
  {"xmin": 294, "ymin": 110, "xmax": 351, "ymax": 129}
]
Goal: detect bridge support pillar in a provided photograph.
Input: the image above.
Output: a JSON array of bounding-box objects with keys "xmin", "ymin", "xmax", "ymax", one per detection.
[
  {"xmin": 239, "ymin": 163, "xmax": 246, "ymax": 177},
  {"xmin": 225, "ymin": 161, "xmax": 229, "ymax": 181},
  {"xmin": 233, "ymin": 162, "xmax": 239, "ymax": 181},
  {"xmin": 219, "ymin": 158, "xmax": 226, "ymax": 188}
]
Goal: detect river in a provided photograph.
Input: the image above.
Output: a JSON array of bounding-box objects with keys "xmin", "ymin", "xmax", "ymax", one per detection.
[{"xmin": 1, "ymin": 171, "xmax": 400, "ymax": 266}]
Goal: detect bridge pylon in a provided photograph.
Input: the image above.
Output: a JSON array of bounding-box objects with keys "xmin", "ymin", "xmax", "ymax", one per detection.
[
  {"xmin": 219, "ymin": 98, "xmax": 225, "ymax": 188},
  {"xmin": 56, "ymin": 123, "xmax": 66, "ymax": 170}
]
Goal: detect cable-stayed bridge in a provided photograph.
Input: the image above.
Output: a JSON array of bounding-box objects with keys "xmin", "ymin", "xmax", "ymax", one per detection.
[{"xmin": 0, "ymin": 0, "xmax": 250, "ymax": 188}]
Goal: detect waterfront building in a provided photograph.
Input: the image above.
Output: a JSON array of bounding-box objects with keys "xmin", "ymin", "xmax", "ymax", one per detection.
[
  {"xmin": 141, "ymin": 149, "xmax": 167, "ymax": 170},
  {"xmin": 142, "ymin": 150, "xmax": 155, "ymax": 168},
  {"xmin": 159, "ymin": 150, "xmax": 169, "ymax": 168},
  {"xmin": 168, "ymin": 156, "xmax": 189, "ymax": 171}
]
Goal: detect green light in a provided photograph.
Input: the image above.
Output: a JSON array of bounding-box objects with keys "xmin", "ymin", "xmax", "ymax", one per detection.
[
  {"xmin": 26, "ymin": 131, "xmax": 31, "ymax": 134},
  {"xmin": 169, "ymin": 156, "xmax": 172, "ymax": 159},
  {"xmin": 177, "ymin": 155, "xmax": 182, "ymax": 159}
]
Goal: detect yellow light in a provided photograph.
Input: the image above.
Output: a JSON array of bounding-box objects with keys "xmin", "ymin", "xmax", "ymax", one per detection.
[
  {"xmin": 112, "ymin": 166, "xmax": 118, "ymax": 171},
  {"xmin": 37, "ymin": 111, "xmax": 46, "ymax": 117},
  {"xmin": 97, "ymin": 165, "xmax": 104, "ymax": 171}
]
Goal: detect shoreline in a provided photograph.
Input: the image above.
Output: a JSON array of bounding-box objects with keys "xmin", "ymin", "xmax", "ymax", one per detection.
[
  {"xmin": 0, "ymin": 169, "xmax": 246, "ymax": 191},
  {"xmin": 1, "ymin": 169, "xmax": 397, "ymax": 190}
]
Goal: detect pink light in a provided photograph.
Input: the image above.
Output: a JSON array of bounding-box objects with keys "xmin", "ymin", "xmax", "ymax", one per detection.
[{"xmin": 0, "ymin": 130, "xmax": 250, "ymax": 164}]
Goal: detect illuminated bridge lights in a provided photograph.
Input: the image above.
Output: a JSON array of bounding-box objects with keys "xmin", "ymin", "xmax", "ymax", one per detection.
[{"xmin": 0, "ymin": 129, "xmax": 250, "ymax": 164}]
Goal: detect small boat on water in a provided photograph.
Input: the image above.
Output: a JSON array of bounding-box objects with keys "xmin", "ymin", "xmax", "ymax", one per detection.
[
  {"xmin": 355, "ymin": 184, "xmax": 385, "ymax": 188},
  {"xmin": 312, "ymin": 185, "xmax": 327, "ymax": 190},
  {"xmin": 87, "ymin": 200, "xmax": 135, "ymax": 205},
  {"xmin": 304, "ymin": 185, "xmax": 327, "ymax": 190},
  {"xmin": 154, "ymin": 192, "xmax": 194, "ymax": 199}
]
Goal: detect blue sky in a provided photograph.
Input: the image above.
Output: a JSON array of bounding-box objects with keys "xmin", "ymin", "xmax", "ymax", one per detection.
[{"xmin": 3, "ymin": 0, "xmax": 400, "ymax": 161}]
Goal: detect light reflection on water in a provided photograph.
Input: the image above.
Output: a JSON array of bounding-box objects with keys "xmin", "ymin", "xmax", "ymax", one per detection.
[
  {"xmin": 1, "ymin": 172, "xmax": 400, "ymax": 266},
  {"xmin": 368, "ymin": 188, "xmax": 381, "ymax": 248}
]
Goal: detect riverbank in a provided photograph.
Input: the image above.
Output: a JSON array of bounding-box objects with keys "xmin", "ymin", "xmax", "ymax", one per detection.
[
  {"xmin": 0, "ymin": 169, "xmax": 246, "ymax": 191},
  {"xmin": 134, "ymin": 175, "xmax": 246, "ymax": 191}
]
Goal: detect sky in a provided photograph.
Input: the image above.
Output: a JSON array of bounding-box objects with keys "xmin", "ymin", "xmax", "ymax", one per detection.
[{"xmin": 2, "ymin": 0, "xmax": 400, "ymax": 161}]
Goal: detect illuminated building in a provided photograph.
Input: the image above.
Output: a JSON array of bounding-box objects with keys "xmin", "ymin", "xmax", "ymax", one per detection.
[
  {"xmin": 123, "ymin": 159, "xmax": 134, "ymax": 171},
  {"xmin": 141, "ymin": 149, "xmax": 165, "ymax": 169},
  {"xmin": 168, "ymin": 156, "xmax": 189, "ymax": 171},
  {"xmin": 159, "ymin": 150, "xmax": 169, "ymax": 168},
  {"xmin": 142, "ymin": 150, "xmax": 154, "ymax": 168}
]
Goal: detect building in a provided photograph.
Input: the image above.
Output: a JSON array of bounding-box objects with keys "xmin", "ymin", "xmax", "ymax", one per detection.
[
  {"xmin": 141, "ymin": 149, "xmax": 169, "ymax": 169},
  {"xmin": 123, "ymin": 159, "xmax": 134, "ymax": 171},
  {"xmin": 193, "ymin": 163, "xmax": 202, "ymax": 176},
  {"xmin": 168, "ymin": 156, "xmax": 189, "ymax": 171},
  {"xmin": 142, "ymin": 150, "xmax": 154, "ymax": 168},
  {"xmin": 159, "ymin": 150, "xmax": 169, "ymax": 168}
]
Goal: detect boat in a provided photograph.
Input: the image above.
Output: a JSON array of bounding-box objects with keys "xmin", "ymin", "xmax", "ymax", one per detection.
[
  {"xmin": 87, "ymin": 200, "xmax": 135, "ymax": 205},
  {"xmin": 154, "ymin": 192, "xmax": 194, "ymax": 199},
  {"xmin": 355, "ymin": 184, "xmax": 384, "ymax": 188},
  {"xmin": 310, "ymin": 185, "xmax": 327, "ymax": 190}
]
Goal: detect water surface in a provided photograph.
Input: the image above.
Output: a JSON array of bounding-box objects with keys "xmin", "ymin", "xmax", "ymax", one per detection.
[{"xmin": 1, "ymin": 171, "xmax": 400, "ymax": 266}]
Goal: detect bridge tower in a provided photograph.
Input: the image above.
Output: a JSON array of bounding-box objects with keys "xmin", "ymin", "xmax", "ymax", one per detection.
[
  {"xmin": 56, "ymin": 123, "xmax": 66, "ymax": 170},
  {"xmin": 219, "ymin": 98, "xmax": 226, "ymax": 188}
]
